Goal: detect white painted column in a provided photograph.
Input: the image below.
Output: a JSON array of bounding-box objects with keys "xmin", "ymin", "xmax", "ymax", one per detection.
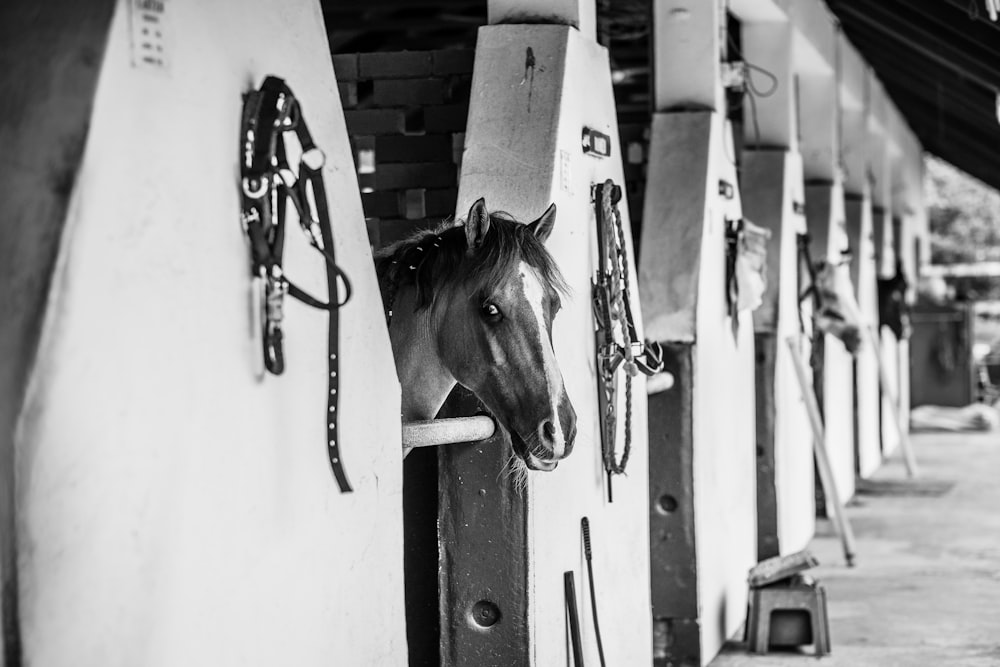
[
  {"xmin": 844, "ymin": 187, "xmax": 881, "ymax": 478},
  {"xmin": 652, "ymin": 0, "xmax": 723, "ymax": 111},
  {"xmin": 13, "ymin": 3, "xmax": 407, "ymax": 665},
  {"xmin": 868, "ymin": 85, "xmax": 902, "ymax": 456},
  {"xmin": 641, "ymin": 1, "xmax": 755, "ymax": 664},
  {"xmin": 891, "ymin": 124, "xmax": 924, "ymax": 444},
  {"xmin": 841, "ymin": 45, "xmax": 881, "ymax": 480},
  {"xmin": 488, "ymin": 0, "xmax": 596, "ymax": 39},
  {"xmin": 798, "ymin": 20, "xmax": 856, "ymax": 504},
  {"xmin": 741, "ymin": 20, "xmax": 797, "ymax": 151},
  {"xmin": 740, "ymin": 17, "xmax": 814, "ymax": 559},
  {"xmin": 452, "ymin": 8, "xmax": 653, "ymax": 665}
]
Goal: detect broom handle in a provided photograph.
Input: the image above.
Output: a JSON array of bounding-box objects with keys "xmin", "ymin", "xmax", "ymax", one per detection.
[{"xmin": 786, "ymin": 336, "xmax": 858, "ymax": 566}]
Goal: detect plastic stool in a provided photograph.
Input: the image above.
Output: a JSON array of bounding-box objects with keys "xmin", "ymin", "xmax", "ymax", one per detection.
[{"xmin": 746, "ymin": 575, "xmax": 830, "ymax": 655}]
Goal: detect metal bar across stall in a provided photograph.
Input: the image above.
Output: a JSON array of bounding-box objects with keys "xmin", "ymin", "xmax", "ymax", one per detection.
[{"xmin": 402, "ymin": 416, "xmax": 496, "ymax": 450}]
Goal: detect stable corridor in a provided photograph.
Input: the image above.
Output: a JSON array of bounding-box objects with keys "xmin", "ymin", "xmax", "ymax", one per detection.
[{"xmin": 712, "ymin": 431, "xmax": 1000, "ymax": 667}]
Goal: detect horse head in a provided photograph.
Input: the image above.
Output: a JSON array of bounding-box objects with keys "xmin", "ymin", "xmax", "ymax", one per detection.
[{"xmin": 377, "ymin": 199, "xmax": 577, "ymax": 471}]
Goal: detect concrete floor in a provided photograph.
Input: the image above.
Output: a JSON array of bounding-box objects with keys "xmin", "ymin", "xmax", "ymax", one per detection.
[{"xmin": 711, "ymin": 431, "xmax": 1000, "ymax": 667}]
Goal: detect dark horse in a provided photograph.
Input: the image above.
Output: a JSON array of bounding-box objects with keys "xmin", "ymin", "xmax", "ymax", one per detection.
[{"xmin": 376, "ymin": 199, "xmax": 577, "ymax": 471}]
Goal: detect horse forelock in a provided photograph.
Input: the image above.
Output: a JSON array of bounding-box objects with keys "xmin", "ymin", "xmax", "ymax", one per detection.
[{"xmin": 374, "ymin": 212, "xmax": 567, "ymax": 313}]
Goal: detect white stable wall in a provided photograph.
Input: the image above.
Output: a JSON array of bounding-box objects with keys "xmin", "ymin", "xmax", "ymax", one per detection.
[
  {"xmin": 641, "ymin": 110, "xmax": 757, "ymax": 665},
  {"xmin": 805, "ymin": 183, "xmax": 857, "ymax": 504},
  {"xmin": 845, "ymin": 194, "xmax": 882, "ymax": 478},
  {"xmin": 897, "ymin": 211, "xmax": 918, "ymax": 447},
  {"xmin": 14, "ymin": 1, "xmax": 405, "ymax": 665},
  {"xmin": 739, "ymin": 19, "xmax": 814, "ymax": 560},
  {"xmin": 773, "ymin": 156, "xmax": 814, "ymax": 555},
  {"xmin": 744, "ymin": 150, "xmax": 815, "ymax": 555},
  {"xmin": 691, "ymin": 113, "xmax": 757, "ymax": 661},
  {"xmin": 874, "ymin": 208, "xmax": 902, "ymax": 457},
  {"xmin": 457, "ymin": 24, "xmax": 653, "ymax": 667}
]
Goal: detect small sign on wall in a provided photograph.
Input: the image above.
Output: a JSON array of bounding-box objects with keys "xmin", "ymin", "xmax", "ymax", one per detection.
[
  {"xmin": 560, "ymin": 149, "xmax": 572, "ymax": 194},
  {"xmin": 128, "ymin": 0, "xmax": 169, "ymax": 71}
]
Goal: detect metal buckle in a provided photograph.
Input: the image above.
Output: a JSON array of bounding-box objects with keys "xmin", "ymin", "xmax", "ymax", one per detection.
[
  {"xmin": 240, "ymin": 206, "xmax": 261, "ymax": 232},
  {"xmin": 275, "ymin": 93, "xmax": 298, "ymax": 129},
  {"xmin": 275, "ymin": 167, "xmax": 297, "ymax": 188},
  {"xmin": 304, "ymin": 221, "xmax": 324, "ymax": 249},
  {"xmin": 250, "ymin": 269, "xmax": 266, "ymax": 379},
  {"xmin": 301, "ymin": 147, "xmax": 326, "ymax": 171},
  {"xmin": 242, "ymin": 174, "xmax": 269, "ymax": 199},
  {"xmin": 600, "ymin": 344, "xmax": 625, "ymax": 376},
  {"xmin": 265, "ymin": 268, "xmax": 287, "ymax": 325}
]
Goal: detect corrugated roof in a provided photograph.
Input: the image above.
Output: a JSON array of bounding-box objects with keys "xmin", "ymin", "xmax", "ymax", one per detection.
[{"xmin": 829, "ymin": 0, "xmax": 1000, "ymax": 189}]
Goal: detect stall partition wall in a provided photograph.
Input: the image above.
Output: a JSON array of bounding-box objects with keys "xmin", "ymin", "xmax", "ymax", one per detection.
[
  {"xmin": 444, "ymin": 25, "xmax": 654, "ymax": 667},
  {"xmin": 742, "ymin": 149, "xmax": 815, "ymax": 561},
  {"xmin": 1, "ymin": 3, "xmax": 119, "ymax": 662},
  {"xmin": 7, "ymin": 2, "xmax": 406, "ymax": 665},
  {"xmin": 845, "ymin": 193, "xmax": 882, "ymax": 478},
  {"xmin": 641, "ymin": 111, "xmax": 757, "ymax": 666},
  {"xmin": 804, "ymin": 182, "xmax": 857, "ymax": 505},
  {"xmin": 873, "ymin": 207, "xmax": 902, "ymax": 456}
]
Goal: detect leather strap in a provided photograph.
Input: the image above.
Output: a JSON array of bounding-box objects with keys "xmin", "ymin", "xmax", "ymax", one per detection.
[
  {"xmin": 591, "ymin": 180, "xmax": 663, "ymax": 501},
  {"xmin": 305, "ymin": 155, "xmax": 353, "ymax": 493},
  {"xmin": 796, "ymin": 233, "xmax": 818, "ymax": 335},
  {"xmin": 240, "ymin": 75, "xmax": 353, "ymax": 493},
  {"xmin": 725, "ymin": 218, "xmax": 742, "ymax": 339}
]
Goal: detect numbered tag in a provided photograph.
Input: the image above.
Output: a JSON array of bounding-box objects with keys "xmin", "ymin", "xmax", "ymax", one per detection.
[{"xmin": 128, "ymin": 0, "xmax": 169, "ymax": 72}]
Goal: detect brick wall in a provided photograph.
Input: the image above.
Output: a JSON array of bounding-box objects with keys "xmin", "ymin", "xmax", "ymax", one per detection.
[{"xmin": 333, "ymin": 50, "xmax": 474, "ymax": 249}]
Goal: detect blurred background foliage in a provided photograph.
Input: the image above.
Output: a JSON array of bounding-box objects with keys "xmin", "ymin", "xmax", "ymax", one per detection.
[{"xmin": 925, "ymin": 156, "xmax": 1000, "ymax": 301}]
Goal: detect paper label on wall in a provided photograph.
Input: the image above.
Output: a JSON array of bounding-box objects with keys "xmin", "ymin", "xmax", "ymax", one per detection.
[
  {"xmin": 128, "ymin": 0, "xmax": 169, "ymax": 72},
  {"xmin": 559, "ymin": 149, "xmax": 572, "ymax": 193}
]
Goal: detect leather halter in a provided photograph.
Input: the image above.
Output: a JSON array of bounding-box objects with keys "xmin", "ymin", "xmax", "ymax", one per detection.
[
  {"xmin": 592, "ymin": 180, "xmax": 663, "ymax": 502},
  {"xmin": 240, "ymin": 75, "xmax": 353, "ymax": 493}
]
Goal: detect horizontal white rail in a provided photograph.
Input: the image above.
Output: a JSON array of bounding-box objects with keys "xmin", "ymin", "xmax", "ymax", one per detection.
[{"xmin": 402, "ymin": 416, "xmax": 496, "ymax": 450}]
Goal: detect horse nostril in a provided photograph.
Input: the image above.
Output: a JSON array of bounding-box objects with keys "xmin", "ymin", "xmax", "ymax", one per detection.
[{"xmin": 542, "ymin": 421, "xmax": 557, "ymax": 441}]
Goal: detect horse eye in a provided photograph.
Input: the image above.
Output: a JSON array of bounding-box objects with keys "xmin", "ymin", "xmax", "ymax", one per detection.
[{"xmin": 481, "ymin": 302, "xmax": 503, "ymax": 321}]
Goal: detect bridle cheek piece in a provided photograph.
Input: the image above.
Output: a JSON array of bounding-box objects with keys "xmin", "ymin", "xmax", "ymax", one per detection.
[{"xmin": 239, "ymin": 75, "xmax": 353, "ymax": 493}]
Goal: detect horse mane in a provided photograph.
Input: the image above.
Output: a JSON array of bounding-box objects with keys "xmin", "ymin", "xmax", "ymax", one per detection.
[{"xmin": 374, "ymin": 211, "xmax": 568, "ymax": 311}]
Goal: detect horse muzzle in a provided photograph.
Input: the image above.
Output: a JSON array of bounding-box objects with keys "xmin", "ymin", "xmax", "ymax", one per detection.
[
  {"xmin": 520, "ymin": 398, "xmax": 577, "ymax": 471},
  {"xmin": 524, "ymin": 451, "xmax": 559, "ymax": 472}
]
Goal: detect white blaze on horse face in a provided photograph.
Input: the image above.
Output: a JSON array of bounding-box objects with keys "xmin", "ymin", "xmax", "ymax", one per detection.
[{"xmin": 518, "ymin": 262, "xmax": 566, "ymax": 458}]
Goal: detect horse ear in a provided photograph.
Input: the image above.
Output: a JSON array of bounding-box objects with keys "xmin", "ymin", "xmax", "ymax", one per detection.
[
  {"xmin": 465, "ymin": 198, "xmax": 491, "ymax": 252},
  {"xmin": 527, "ymin": 203, "xmax": 557, "ymax": 242}
]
